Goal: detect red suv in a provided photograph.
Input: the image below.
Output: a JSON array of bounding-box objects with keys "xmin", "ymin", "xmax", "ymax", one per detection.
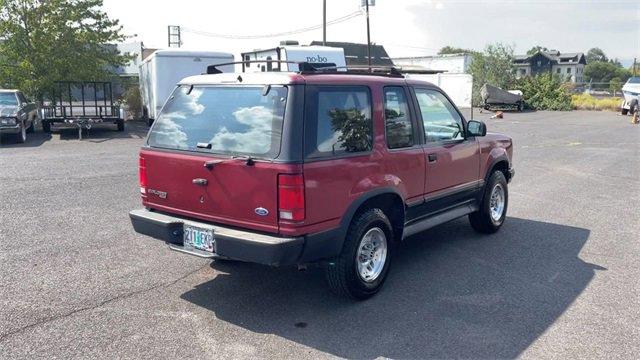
[{"xmin": 130, "ymin": 67, "xmax": 514, "ymax": 299}]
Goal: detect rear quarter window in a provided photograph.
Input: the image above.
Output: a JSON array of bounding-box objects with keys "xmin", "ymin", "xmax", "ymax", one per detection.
[{"xmin": 304, "ymin": 86, "xmax": 373, "ymax": 158}]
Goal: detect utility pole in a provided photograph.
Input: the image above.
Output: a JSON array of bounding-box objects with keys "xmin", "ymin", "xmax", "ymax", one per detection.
[
  {"xmin": 322, "ymin": 0, "xmax": 326, "ymax": 46},
  {"xmin": 168, "ymin": 25, "xmax": 181, "ymax": 48},
  {"xmin": 634, "ymin": 58, "xmax": 637, "ymax": 76},
  {"xmin": 365, "ymin": 0, "xmax": 371, "ymax": 70}
]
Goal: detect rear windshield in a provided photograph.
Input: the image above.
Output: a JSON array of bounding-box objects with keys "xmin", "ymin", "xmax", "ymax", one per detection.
[{"xmin": 148, "ymin": 85, "xmax": 287, "ymax": 158}]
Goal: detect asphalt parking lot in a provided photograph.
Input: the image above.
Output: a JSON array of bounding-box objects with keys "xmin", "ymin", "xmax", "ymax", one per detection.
[{"xmin": 1, "ymin": 110, "xmax": 638, "ymax": 359}]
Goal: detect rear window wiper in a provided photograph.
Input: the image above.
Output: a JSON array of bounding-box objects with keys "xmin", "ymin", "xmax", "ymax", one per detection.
[
  {"xmin": 232, "ymin": 155, "xmax": 255, "ymax": 166},
  {"xmin": 203, "ymin": 154, "xmax": 255, "ymax": 169}
]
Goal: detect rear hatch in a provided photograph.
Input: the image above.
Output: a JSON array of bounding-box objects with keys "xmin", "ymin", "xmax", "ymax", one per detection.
[{"xmin": 141, "ymin": 84, "xmax": 294, "ymax": 233}]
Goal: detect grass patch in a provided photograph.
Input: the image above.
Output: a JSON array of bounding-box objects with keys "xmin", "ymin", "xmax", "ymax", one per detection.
[{"xmin": 571, "ymin": 94, "xmax": 622, "ymax": 111}]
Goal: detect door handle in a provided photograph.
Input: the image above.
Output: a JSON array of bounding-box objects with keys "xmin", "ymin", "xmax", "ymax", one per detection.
[
  {"xmin": 192, "ymin": 178, "xmax": 208, "ymax": 186},
  {"xmin": 428, "ymin": 153, "xmax": 437, "ymax": 162}
]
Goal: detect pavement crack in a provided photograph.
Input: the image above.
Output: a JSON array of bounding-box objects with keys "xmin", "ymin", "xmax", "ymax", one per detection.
[{"xmin": 0, "ymin": 264, "xmax": 208, "ymax": 343}]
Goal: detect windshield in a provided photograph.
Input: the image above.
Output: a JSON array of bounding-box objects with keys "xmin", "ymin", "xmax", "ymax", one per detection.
[
  {"xmin": 627, "ymin": 77, "xmax": 640, "ymax": 84},
  {"xmin": 148, "ymin": 85, "xmax": 288, "ymax": 158},
  {"xmin": 0, "ymin": 93, "xmax": 18, "ymax": 106}
]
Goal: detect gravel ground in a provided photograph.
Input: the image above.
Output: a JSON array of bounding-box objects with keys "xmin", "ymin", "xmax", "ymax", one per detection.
[{"xmin": 0, "ymin": 110, "xmax": 638, "ymax": 359}]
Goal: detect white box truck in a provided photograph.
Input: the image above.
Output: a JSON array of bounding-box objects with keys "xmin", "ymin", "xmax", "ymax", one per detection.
[
  {"xmin": 241, "ymin": 45, "xmax": 346, "ymax": 72},
  {"xmin": 139, "ymin": 49, "xmax": 234, "ymax": 124}
]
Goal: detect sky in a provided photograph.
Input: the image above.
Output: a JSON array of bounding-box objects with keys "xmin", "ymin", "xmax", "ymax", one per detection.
[{"xmin": 103, "ymin": 0, "xmax": 640, "ymax": 66}]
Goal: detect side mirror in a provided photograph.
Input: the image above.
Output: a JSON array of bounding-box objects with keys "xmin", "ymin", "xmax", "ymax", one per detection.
[{"xmin": 467, "ymin": 120, "xmax": 487, "ymax": 137}]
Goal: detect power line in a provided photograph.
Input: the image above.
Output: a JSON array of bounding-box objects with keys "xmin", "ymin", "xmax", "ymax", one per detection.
[{"xmin": 181, "ymin": 11, "xmax": 362, "ymax": 40}]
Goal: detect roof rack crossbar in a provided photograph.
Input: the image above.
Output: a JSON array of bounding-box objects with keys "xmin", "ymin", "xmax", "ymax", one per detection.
[{"xmin": 207, "ymin": 60, "xmax": 299, "ymax": 74}]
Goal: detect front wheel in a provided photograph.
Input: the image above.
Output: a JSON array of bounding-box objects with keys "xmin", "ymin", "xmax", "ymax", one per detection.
[
  {"xmin": 325, "ymin": 208, "xmax": 393, "ymax": 300},
  {"xmin": 116, "ymin": 119, "xmax": 125, "ymax": 132},
  {"xmin": 15, "ymin": 122, "xmax": 26, "ymax": 143},
  {"xmin": 469, "ymin": 171, "xmax": 508, "ymax": 234},
  {"xmin": 629, "ymin": 100, "xmax": 638, "ymax": 115}
]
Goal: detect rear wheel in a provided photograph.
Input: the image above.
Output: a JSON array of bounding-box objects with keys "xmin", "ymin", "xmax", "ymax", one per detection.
[
  {"xmin": 469, "ymin": 171, "xmax": 508, "ymax": 234},
  {"xmin": 325, "ymin": 208, "xmax": 393, "ymax": 300},
  {"xmin": 116, "ymin": 119, "xmax": 125, "ymax": 132}
]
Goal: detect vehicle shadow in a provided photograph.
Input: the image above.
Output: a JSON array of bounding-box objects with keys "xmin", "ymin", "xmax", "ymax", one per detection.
[
  {"xmin": 0, "ymin": 131, "xmax": 52, "ymax": 148},
  {"xmin": 56, "ymin": 120, "xmax": 149, "ymax": 142},
  {"xmin": 180, "ymin": 217, "xmax": 602, "ymax": 359}
]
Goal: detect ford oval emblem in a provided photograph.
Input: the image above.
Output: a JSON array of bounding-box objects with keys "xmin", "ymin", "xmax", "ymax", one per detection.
[{"xmin": 255, "ymin": 207, "xmax": 269, "ymax": 216}]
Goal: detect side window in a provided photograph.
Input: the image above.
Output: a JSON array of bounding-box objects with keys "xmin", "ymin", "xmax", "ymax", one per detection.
[
  {"xmin": 306, "ymin": 86, "xmax": 372, "ymax": 158},
  {"xmin": 384, "ymin": 87, "xmax": 413, "ymax": 149},
  {"xmin": 414, "ymin": 89, "xmax": 464, "ymax": 142}
]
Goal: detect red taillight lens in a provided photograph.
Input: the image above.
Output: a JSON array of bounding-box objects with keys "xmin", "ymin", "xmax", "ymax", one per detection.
[
  {"xmin": 278, "ymin": 174, "xmax": 305, "ymax": 221},
  {"xmin": 139, "ymin": 156, "xmax": 147, "ymax": 195}
]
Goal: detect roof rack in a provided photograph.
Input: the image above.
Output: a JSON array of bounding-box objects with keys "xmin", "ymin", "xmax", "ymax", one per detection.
[{"xmin": 206, "ymin": 60, "xmax": 408, "ymax": 78}]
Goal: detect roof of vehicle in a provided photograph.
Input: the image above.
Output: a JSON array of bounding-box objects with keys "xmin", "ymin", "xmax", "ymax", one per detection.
[
  {"xmin": 179, "ymin": 72, "xmax": 436, "ymax": 87},
  {"xmin": 0, "ymin": 89, "xmax": 20, "ymax": 93}
]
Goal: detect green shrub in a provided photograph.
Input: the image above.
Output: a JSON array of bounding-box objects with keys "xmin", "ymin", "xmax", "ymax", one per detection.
[
  {"xmin": 571, "ymin": 94, "xmax": 622, "ymax": 111},
  {"xmin": 121, "ymin": 85, "xmax": 142, "ymax": 119},
  {"xmin": 514, "ymin": 73, "xmax": 572, "ymax": 111}
]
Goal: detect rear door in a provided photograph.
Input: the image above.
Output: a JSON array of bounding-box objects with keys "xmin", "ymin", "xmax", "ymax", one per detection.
[
  {"xmin": 142, "ymin": 84, "xmax": 293, "ymax": 233},
  {"xmin": 412, "ymin": 87, "xmax": 480, "ymax": 206}
]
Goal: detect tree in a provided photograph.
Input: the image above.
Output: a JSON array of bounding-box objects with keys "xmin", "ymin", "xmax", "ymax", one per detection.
[
  {"xmin": 609, "ymin": 77, "xmax": 622, "ymax": 95},
  {"xmin": 468, "ymin": 43, "xmax": 515, "ymax": 106},
  {"xmin": 438, "ymin": 46, "xmax": 476, "ymax": 55},
  {"xmin": 0, "ymin": 0, "xmax": 130, "ymax": 100},
  {"xmin": 586, "ymin": 48, "xmax": 608, "ymax": 63},
  {"xmin": 514, "ymin": 73, "xmax": 572, "ymax": 111},
  {"xmin": 584, "ymin": 61, "xmax": 631, "ymax": 83},
  {"xmin": 526, "ymin": 46, "xmax": 549, "ymax": 55}
]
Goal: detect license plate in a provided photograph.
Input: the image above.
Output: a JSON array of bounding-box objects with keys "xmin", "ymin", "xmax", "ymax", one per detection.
[{"xmin": 183, "ymin": 224, "xmax": 215, "ymax": 252}]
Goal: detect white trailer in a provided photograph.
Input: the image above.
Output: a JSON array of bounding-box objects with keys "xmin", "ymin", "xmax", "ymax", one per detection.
[
  {"xmin": 404, "ymin": 73, "xmax": 473, "ymax": 109},
  {"xmin": 139, "ymin": 49, "xmax": 234, "ymax": 123},
  {"xmin": 241, "ymin": 45, "xmax": 346, "ymax": 72}
]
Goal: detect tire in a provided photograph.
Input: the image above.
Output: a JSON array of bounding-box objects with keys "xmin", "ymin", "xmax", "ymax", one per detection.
[
  {"xmin": 26, "ymin": 118, "xmax": 35, "ymax": 133},
  {"xmin": 621, "ymin": 107, "xmax": 629, "ymax": 115},
  {"xmin": 325, "ymin": 208, "xmax": 394, "ymax": 300},
  {"xmin": 469, "ymin": 171, "xmax": 508, "ymax": 234},
  {"xmin": 42, "ymin": 120, "xmax": 51, "ymax": 133},
  {"xmin": 518, "ymin": 101, "xmax": 524, "ymax": 112},
  {"xmin": 15, "ymin": 122, "xmax": 26, "ymax": 144},
  {"xmin": 116, "ymin": 119, "xmax": 125, "ymax": 132},
  {"xmin": 630, "ymin": 100, "xmax": 638, "ymax": 116}
]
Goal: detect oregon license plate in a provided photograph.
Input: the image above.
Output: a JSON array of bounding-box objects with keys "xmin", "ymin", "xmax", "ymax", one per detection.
[{"xmin": 183, "ymin": 224, "xmax": 215, "ymax": 252}]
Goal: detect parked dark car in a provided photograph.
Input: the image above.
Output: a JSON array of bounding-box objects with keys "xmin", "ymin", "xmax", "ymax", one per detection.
[
  {"xmin": 0, "ymin": 89, "xmax": 38, "ymax": 143},
  {"xmin": 130, "ymin": 64, "xmax": 515, "ymax": 299}
]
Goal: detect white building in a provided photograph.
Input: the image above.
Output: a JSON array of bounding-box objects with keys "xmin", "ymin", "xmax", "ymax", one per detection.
[{"xmin": 392, "ymin": 53, "xmax": 473, "ymax": 74}]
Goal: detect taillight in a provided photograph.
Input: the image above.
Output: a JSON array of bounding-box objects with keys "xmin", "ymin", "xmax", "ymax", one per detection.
[
  {"xmin": 278, "ymin": 174, "xmax": 305, "ymax": 221},
  {"xmin": 139, "ymin": 156, "xmax": 147, "ymax": 195}
]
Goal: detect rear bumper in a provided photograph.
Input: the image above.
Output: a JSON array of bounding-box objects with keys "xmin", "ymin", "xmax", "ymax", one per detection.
[{"xmin": 129, "ymin": 209, "xmax": 314, "ymax": 266}]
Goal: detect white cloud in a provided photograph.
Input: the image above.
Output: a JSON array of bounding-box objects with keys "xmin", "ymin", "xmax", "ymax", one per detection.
[{"xmin": 208, "ymin": 106, "xmax": 276, "ymax": 154}]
